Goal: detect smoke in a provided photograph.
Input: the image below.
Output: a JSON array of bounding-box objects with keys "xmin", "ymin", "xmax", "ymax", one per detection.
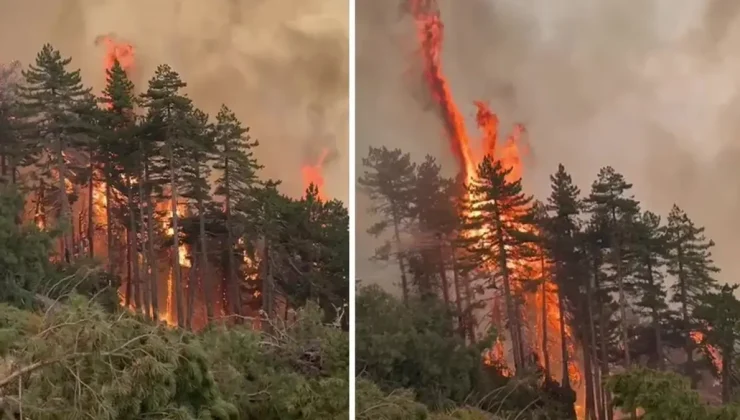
[
  {"xmin": 0, "ymin": 0, "xmax": 348, "ymax": 202},
  {"xmin": 357, "ymin": 0, "xmax": 740, "ymax": 288}
]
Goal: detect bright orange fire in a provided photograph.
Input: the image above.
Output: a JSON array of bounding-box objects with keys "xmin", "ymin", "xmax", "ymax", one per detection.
[
  {"xmin": 98, "ymin": 35, "xmax": 135, "ymax": 77},
  {"xmin": 302, "ymin": 148, "xmax": 329, "ymax": 200},
  {"xmin": 409, "ymin": 0, "xmax": 583, "ymax": 412},
  {"xmin": 691, "ymin": 330, "xmax": 722, "ymax": 373}
]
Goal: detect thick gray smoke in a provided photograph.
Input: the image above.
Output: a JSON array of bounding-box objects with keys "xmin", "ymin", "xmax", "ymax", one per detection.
[
  {"xmin": 357, "ymin": 0, "xmax": 740, "ymax": 289},
  {"xmin": 0, "ymin": 0, "xmax": 348, "ymax": 202}
]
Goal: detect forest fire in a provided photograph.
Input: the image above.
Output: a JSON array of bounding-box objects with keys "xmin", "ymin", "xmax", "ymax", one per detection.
[
  {"xmin": 302, "ymin": 148, "xmax": 330, "ymax": 200},
  {"xmin": 95, "ymin": 37, "xmax": 195, "ymax": 326},
  {"xmin": 408, "ymin": 0, "xmax": 583, "ymax": 409}
]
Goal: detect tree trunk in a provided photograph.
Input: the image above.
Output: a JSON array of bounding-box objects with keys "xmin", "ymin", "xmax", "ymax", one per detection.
[
  {"xmin": 451, "ymin": 252, "xmax": 466, "ymax": 340},
  {"xmin": 540, "ymin": 252, "xmax": 550, "ymax": 378},
  {"xmin": 137, "ymin": 172, "xmax": 151, "ymax": 319},
  {"xmin": 614, "ymin": 237, "xmax": 631, "ymax": 366},
  {"xmin": 105, "ymin": 172, "xmax": 114, "ymax": 275},
  {"xmin": 722, "ymin": 344, "xmax": 732, "ymax": 404},
  {"xmin": 55, "ymin": 139, "xmax": 72, "ymax": 261},
  {"xmin": 261, "ymin": 239, "xmax": 274, "ymax": 319},
  {"xmin": 677, "ymin": 246, "xmax": 696, "ymax": 388},
  {"xmin": 124, "ymin": 228, "xmax": 132, "ymax": 308},
  {"xmin": 584, "ymin": 337, "xmax": 597, "ymax": 420},
  {"xmin": 645, "ymin": 256, "xmax": 663, "ymax": 370},
  {"xmin": 87, "ymin": 161, "xmax": 94, "ymax": 258},
  {"xmin": 168, "ymin": 145, "xmax": 184, "ymax": 328},
  {"xmin": 145, "ymin": 161, "xmax": 159, "ymax": 322},
  {"xmin": 391, "ymin": 212, "xmax": 409, "ymax": 304},
  {"xmin": 436, "ymin": 241, "xmax": 451, "ymax": 306},
  {"xmin": 224, "ymin": 157, "xmax": 241, "ymax": 317},
  {"xmin": 494, "ymin": 212, "xmax": 523, "ymax": 372},
  {"xmin": 198, "ymin": 196, "xmax": 214, "ymax": 322},
  {"xmin": 594, "ymin": 251, "xmax": 612, "ymax": 420},
  {"xmin": 186, "ymin": 249, "xmax": 197, "ymax": 330},
  {"xmin": 557, "ymin": 272, "xmax": 570, "ymax": 390},
  {"xmin": 586, "ymin": 262, "xmax": 603, "ymax": 420},
  {"xmin": 127, "ymin": 180, "xmax": 141, "ymax": 313}
]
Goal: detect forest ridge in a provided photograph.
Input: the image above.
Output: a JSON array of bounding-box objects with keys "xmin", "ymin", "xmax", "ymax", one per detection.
[{"xmin": 357, "ymin": 145, "xmax": 738, "ymax": 420}]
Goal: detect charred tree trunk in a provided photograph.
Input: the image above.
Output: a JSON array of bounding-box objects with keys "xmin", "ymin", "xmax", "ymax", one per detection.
[
  {"xmin": 137, "ymin": 172, "xmax": 151, "ymax": 319},
  {"xmin": 168, "ymin": 145, "xmax": 184, "ymax": 328},
  {"xmin": 87, "ymin": 162, "xmax": 94, "ymax": 258},
  {"xmin": 557, "ymin": 275, "xmax": 570, "ymax": 390},
  {"xmin": 223, "ymin": 157, "xmax": 241, "ymax": 317},
  {"xmin": 186, "ymin": 249, "xmax": 197, "ymax": 330},
  {"xmin": 145, "ymin": 162, "xmax": 158, "ymax": 321},
  {"xmin": 540, "ymin": 252, "xmax": 551, "ymax": 377},
  {"xmin": 55, "ymin": 138, "xmax": 72, "ymax": 261},
  {"xmin": 722, "ymin": 343, "xmax": 732, "ymax": 404},
  {"xmin": 451, "ymin": 252, "xmax": 466, "ymax": 340},
  {"xmin": 645, "ymin": 255, "xmax": 663, "ymax": 370},
  {"xmin": 391, "ymin": 212, "xmax": 409, "ymax": 304},
  {"xmin": 586, "ymin": 265, "xmax": 604, "ymax": 420},
  {"xmin": 594, "ymin": 253, "xmax": 612, "ymax": 420},
  {"xmin": 677, "ymin": 246, "xmax": 696, "ymax": 388},
  {"xmin": 124, "ymin": 228, "xmax": 132, "ymax": 308},
  {"xmin": 127, "ymin": 180, "xmax": 141, "ymax": 313},
  {"xmin": 437, "ymin": 240, "xmax": 451, "ymax": 306},
  {"xmin": 261, "ymin": 239, "xmax": 274, "ymax": 319},
  {"xmin": 105, "ymin": 172, "xmax": 114, "ymax": 275},
  {"xmin": 494, "ymin": 212, "xmax": 523, "ymax": 372},
  {"xmin": 198, "ymin": 196, "xmax": 213, "ymax": 322},
  {"xmin": 613, "ymin": 234, "xmax": 630, "ymax": 367},
  {"xmin": 584, "ymin": 337, "xmax": 597, "ymax": 420}
]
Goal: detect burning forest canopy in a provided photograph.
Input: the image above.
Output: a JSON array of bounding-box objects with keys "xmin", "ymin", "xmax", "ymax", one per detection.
[
  {"xmin": 0, "ymin": 30, "xmax": 349, "ymax": 420},
  {"xmin": 0, "ymin": 39, "xmax": 349, "ymax": 329},
  {"xmin": 0, "ymin": 0, "xmax": 349, "ymax": 203},
  {"xmin": 356, "ymin": 1, "xmax": 740, "ymax": 420}
]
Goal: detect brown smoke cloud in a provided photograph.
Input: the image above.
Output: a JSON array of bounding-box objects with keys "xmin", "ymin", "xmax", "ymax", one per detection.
[
  {"xmin": 0, "ymin": 0, "xmax": 348, "ymax": 202},
  {"xmin": 357, "ymin": 0, "xmax": 740, "ymax": 289}
]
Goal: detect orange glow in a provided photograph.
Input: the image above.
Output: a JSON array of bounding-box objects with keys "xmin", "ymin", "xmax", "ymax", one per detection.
[
  {"xmin": 98, "ymin": 35, "xmax": 135, "ymax": 77},
  {"xmin": 302, "ymin": 148, "xmax": 330, "ymax": 200},
  {"xmin": 690, "ymin": 330, "xmax": 722, "ymax": 373}
]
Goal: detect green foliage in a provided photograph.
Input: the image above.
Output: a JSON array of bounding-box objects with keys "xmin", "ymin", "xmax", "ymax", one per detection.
[
  {"xmin": 0, "ymin": 187, "xmax": 55, "ymax": 308},
  {"xmin": 608, "ymin": 368, "xmax": 740, "ymax": 420},
  {"xmin": 356, "ymin": 285, "xmax": 479, "ymax": 408},
  {"xmin": 0, "ymin": 298, "xmax": 348, "ymax": 419},
  {"xmin": 204, "ymin": 303, "xmax": 348, "ymax": 420}
]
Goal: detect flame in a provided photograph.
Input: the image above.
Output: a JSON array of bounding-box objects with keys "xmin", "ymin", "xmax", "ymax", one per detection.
[
  {"xmin": 409, "ymin": 0, "xmax": 583, "ymax": 413},
  {"xmin": 98, "ymin": 35, "xmax": 135, "ymax": 77},
  {"xmin": 690, "ymin": 330, "xmax": 722, "ymax": 373},
  {"xmin": 302, "ymin": 148, "xmax": 329, "ymax": 200}
]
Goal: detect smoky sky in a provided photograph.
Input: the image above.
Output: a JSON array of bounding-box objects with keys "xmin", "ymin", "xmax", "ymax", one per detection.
[
  {"xmin": 0, "ymin": 0, "xmax": 348, "ymax": 203},
  {"xmin": 357, "ymin": 0, "xmax": 740, "ymax": 291}
]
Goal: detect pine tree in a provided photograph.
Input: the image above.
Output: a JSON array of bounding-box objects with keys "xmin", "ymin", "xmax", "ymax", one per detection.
[
  {"xmin": 586, "ymin": 166, "xmax": 639, "ymax": 367},
  {"xmin": 412, "ymin": 155, "xmax": 457, "ymax": 304},
  {"xmin": 99, "ymin": 59, "xmax": 146, "ymax": 315},
  {"xmin": 17, "ymin": 44, "xmax": 93, "ymax": 262},
  {"xmin": 181, "ymin": 107, "xmax": 215, "ymax": 324},
  {"xmin": 0, "ymin": 61, "xmax": 22, "ymax": 185},
  {"xmin": 213, "ymin": 105, "xmax": 263, "ymax": 317},
  {"xmin": 665, "ymin": 204, "xmax": 719, "ymax": 387},
  {"xmin": 358, "ymin": 146, "xmax": 416, "ymax": 304},
  {"xmin": 630, "ymin": 211, "xmax": 669, "ymax": 370},
  {"xmin": 542, "ymin": 164, "xmax": 582, "ymax": 392},
  {"xmin": 693, "ymin": 283, "xmax": 740, "ymax": 403},
  {"xmin": 140, "ymin": 64, "xmax": 192, "ymax": 328},
  {"xmin": 462, "ymin": 155, "xmax": 535, "ymax": 373}
]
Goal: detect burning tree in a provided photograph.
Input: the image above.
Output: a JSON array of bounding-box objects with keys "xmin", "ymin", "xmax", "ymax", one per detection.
[{"xmin": 0, "ymin": 41, "xmax": 348, "ymax": 333}]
